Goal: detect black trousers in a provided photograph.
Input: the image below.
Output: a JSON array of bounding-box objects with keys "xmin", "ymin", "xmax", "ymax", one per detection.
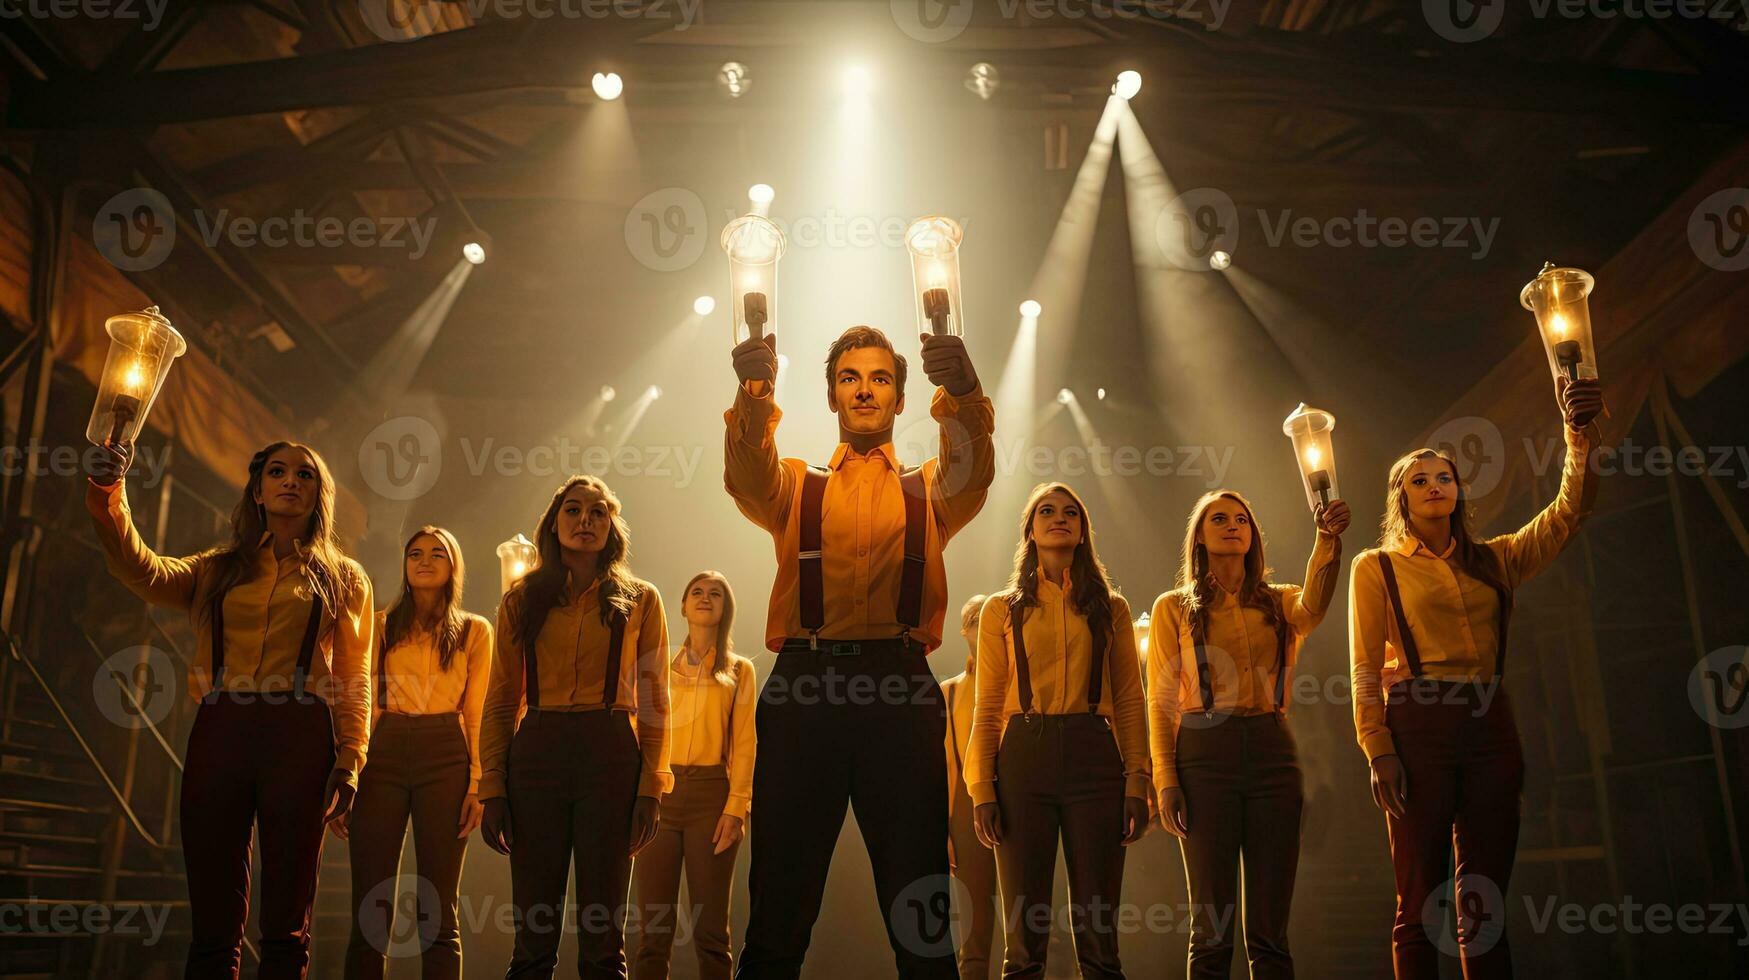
[
  {"xmin": 181, "ymin": 696, "xmax": 336, "ymax": 980},
  {"xmin": 1384, "ymin": 682, "xmax": 1523, "ymax": 980},
  {"xmin": 505, "ymin": 709, "xmax": 643, "ymax": 979},
  {"xmin": 992, "ymin": 712, "xmax": 1128, "ymax": 980},
  {"xmin": 1176, "ymin": 712, "xmax": 1304, "ymax": 980},
  {"xmin": 735, "ymin": 644, "xmax": 957, "ymax": 979}
]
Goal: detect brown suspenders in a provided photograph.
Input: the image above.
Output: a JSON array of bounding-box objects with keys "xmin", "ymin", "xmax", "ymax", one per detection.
[
  {"xmin": 378, "ymin": 619, "xmax": 474, "ymax": 710},
  {"xmin": 798, "ymin": 463, "xmax": 928, "ymax": 647},
  {"xmin": 523, "ymin": 605, "xmax": 628, "ymax": 710},
  {"xmin": 206, "ymin": 588, "xmax": 324, "ymax": 703},
  {"xmin": 1376, "ymin": 551, "xmax": 1512, "ymax": 681},
  {"xmin": 1006, "ymin": 591, "xmax": 1108, "ymax": 715},
  {"xmin": 1188, "ymin": 602, "xmax": 1291, "ymax": 716}
]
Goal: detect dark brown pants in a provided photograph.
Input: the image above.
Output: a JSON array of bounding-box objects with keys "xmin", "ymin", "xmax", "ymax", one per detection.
[
  {"xmin": 737, "ymin": 645, "xmax": 956, "ymax": 979},
  {"xmin": 506, "ymin": 708, "xmax": 643, "ymax": 979},
  {"xmin": 1385, "ymin": 681, "xmax": 1523, "ymax": 980},
  {"xmin": 632, "ymin": 765, "xmax": 739, "ymax": 980},
  {"xmin": 949, "ymin": 774, "xmax": 998, "ymax": 980},
  {"xmin": 992, "ymin": 713, "xmax": 1127, "ymax": 980},
  {"xmin": 1175, "ymin": 712, "xmax": 1303, "ymax": 980},
  {"xmin": 343, "ymin": 712, "xmax": 472, "ymax": 979},
  {"xmin": 180, "ymin": 696, "xmax": 335, "ymax": 980}
]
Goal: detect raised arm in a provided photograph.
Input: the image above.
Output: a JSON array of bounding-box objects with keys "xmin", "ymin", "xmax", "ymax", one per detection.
[
  {"xmin": 965, "ymin": 595, "xmax": 1013, "ymax": 807},
  {"xmin": 723, "ymin": 379, "xmax": 795, "ymax": 533},
  {"xmin": 1145, "ymin": 592, "xmax": 1186, "ymax": 790},
  {"xmin": 634, "ymin": 587, "xmax": 674, "ymax": 800},
  {"xmin": 1494, "ymin": 421, "xmax": 1597, "ymax": 588},
  {"xmin": 85, "ymin": 479, "xmax": 201, "ymax": 611},
  {"xmin": 1106, "ymin": 594, "xmax": 1150, "ymax": 802},
  {"xmin": 926, "ymin": 382, "xmax": 996, "ymax": 539},
  {"xmin": 1283, "ymin": 528, "xmax": 1343, "ymax": 635}
]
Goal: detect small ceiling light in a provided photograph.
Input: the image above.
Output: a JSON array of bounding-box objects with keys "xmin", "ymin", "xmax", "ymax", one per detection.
[
  {"xmin": 965, "ymin": 62, "xmax": 1000, "ymax": 101},
  {"xmin": 592, "ymin": 72, "xmax": 624, "ymax": 101}
]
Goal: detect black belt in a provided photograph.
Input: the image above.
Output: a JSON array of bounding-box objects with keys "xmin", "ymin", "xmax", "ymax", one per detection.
[{"xmin": 778, "ymin": 636, "xmax": 925, "ymax": 657}]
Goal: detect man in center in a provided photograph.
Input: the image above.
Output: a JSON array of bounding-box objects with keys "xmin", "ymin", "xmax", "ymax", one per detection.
[{"xmin": 724, "ymin": 324, "xmax": 995, "ymax": 978}]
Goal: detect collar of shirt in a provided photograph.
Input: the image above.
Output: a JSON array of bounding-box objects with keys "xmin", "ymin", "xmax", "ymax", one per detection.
[
  {"xmin": 828, "ymin": 441, "xmax": 902, "ymax": 471},
  {"xmin": 560, "ymin": 571, "xmax": 605, "ymax": 608},
  {"xmin": 253, "ymin": 531, "xmax": 310, "ymax": 576},
  {"xmin": 671, "ymin": 642, "xmax": 716, "ymax": 675},
  {"xmin": 1395, "ymin": 534, "xmax": 1457, "ymax": 560},
  {"xmin": 1038, "ymin": 568, "xmax": 1074, "ymax": 600}
]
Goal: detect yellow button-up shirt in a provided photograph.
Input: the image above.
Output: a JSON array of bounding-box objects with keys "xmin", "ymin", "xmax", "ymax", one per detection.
[
  {"xmin": 85, "ymin": 479, "xmax": 374, "ymax": 779},
  {"xmin": 723, "ymin": 379, "xmax": 995, "ymax": 652},
  {"xmin": 375, "ymin": 610, "xmax": 494, "ymax": 794},
  {"xmin": 479, "ymin": 575, "xmax": 672, "ymax": 800},
  {"xmin": 1146, "ymin": 531, "xmax": 1342, "ymax": 789},
  {"xmin": 966, "ymin": 578, "xmax": 1150, "ymax": 805},
  {"xmin": 1349, "ymin": 423, "xmax": 1597, "ymax": 761},
  {"xmin": 665, "ymin": 643, "xmax": 757, "ymax": 820}
]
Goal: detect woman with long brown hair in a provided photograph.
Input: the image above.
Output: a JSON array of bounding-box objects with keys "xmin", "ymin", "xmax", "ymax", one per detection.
[
  {"xmin": 477, "ymin": 475, "xmax": 672, "ymax": 977},
  {"xmin": 1351, "ymin": 377, "xmax": 1601, "ymax": 979},
  {"xmin": 1146, "ymin": 489, "xmax": 1349, "ymax": 979},
  {"xmin": 337, "ymin": 525, "xmax": 492, "ymax": 979},
  {"xmin": 631, "ymin": 570, "xmax": 756, "ymax": 980},
  {"xmin": 87, "ymin": 440, "xmax": 372, "ymax": 979},
  {"xmin": 967, "ymin": 482, "xmax": 1149, "ymax": 978}
]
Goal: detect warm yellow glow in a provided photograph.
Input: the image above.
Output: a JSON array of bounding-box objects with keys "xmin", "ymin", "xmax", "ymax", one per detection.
[
  {"xmin": 123, "ymin": 360, "xmax": 145, "ymax": 392},
  {"xmin": 928, "ymin": 261, "xmax": 946, "ymax": 288},
  {"xmin": 511, "ymin": 561, "xmax": 526, "ymax": 578},
  {"xmin": 1305, "ymin": 444, "xmax": 1322, "ymax": 468},
  {"xmin": 1549, "ymin": 312, "xmax": 1569, "ymax": 338}
]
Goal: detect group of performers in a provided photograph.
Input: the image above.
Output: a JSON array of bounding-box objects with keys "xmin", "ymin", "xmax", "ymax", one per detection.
[{"xmin": 83, "ymin": 321, "xmax": 1602, "ymax": 979}]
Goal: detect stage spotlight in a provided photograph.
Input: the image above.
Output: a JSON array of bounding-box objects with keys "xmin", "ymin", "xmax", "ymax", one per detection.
[
  {"xmin": 1019, "ymin": 299, "xmax": 1042, "ymax": 318},
  {"xmin": 749, "ymin": 183, "xmax": 775, "ymax": 205},
  {"xmin": 1210, "ymin": 250, "xmax": 1232, "ymax": 270},
  {"xmin": 843, "ymin": 65, "xmax": 874, "ymax": 97},
  {"xmin": 719, "ymin": 61, "xmax": 750, "ymax": 98},
  {"xmin": 1097, "ymin": 387, "xmax": 1107, "ymax": 400},
  {"xmin": 965, "ymin": 62, "xmax": 999, "ymax": 100},
  {"xmin": 600, "ymin": 385, "xmax": 617, "ymax": 402},
  {"xmin": 1113, "ymin": 70, "xmax": 1141, "ymax": 100},
  {"xmin": 647, "ymin": 385, "xmax": 662, "ymax": 399},
  {"xmin": 462, "ymin": 242, "xmax": 486, "ymax": 265},
  {"xmin": 592, "ymin": 72, "xmax": 624, "ymax": 101},
  {"xmin": 693, "ymin": 295, "xmax": 716, "ymax": 316},
  {"xmin": 1057, "ymin": 388, "xmax": 1074, "ymax": 405}
]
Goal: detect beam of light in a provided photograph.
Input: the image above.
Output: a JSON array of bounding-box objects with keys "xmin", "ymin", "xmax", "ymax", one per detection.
[
  {"xmin": 612, "ymin": 383, "xmax": 662, "ymax": 450},
  {"xmin": 357, "ymin": 257, "xmax": 473, "ymax": 403},
  {"xmin": 1027, "ymin": 96, "xmax": 1120, "ymax": 406},
  {"xmin": 1061, "ymin": 387, "xmax": 1152, "ymax": 552}
]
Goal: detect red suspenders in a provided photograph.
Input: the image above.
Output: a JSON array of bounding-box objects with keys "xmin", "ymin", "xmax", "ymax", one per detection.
[{"xmin": 798, "ymin": 463, "xmax": 928, "ymax": 648}]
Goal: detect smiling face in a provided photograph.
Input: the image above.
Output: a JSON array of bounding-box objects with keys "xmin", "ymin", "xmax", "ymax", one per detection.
[
  {"xmin": 1029, "ymin": 489, "xmax": 1085, "ymax": 554},
  {"xmin": 682, "ymin": 575, "xmax": 726, "ymax": 630},
  {"xmin": 827, "ymin": 345, "xmax": 904, "ymax": 435},
  {"xmin": 1198, "ymin": 496, "xmax": 1253, "ymax": 558},
  {"xmin": 1402, "ymin": 454, "xmax": 1459, "ymax": 523},
  {"xmin": 252, "ymin": 448, "xmax": 319, "ymax": 526},
  {"xmin": 404, "ymin": 532, "xmax": 454, "ymax": 592},
  {"xmin": 554, "ymin": 483, "xmax": 613, "ymax": 557}
]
